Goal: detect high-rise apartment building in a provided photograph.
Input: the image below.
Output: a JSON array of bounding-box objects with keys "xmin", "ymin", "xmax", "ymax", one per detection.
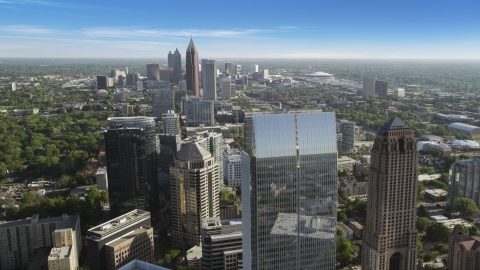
[
  {"xmin": 87, "ymin": 210, "xmax": 153, "ymax": 270},
  {"xmin": 363, "ymin": 75, "xmax": 376, "ymax": 97},
  {"xmin": 242, "ymin": 111, "xmax": 338, "ymax": 269},
  {"xmin": 158, "ymin": 133, "xmax": 182, "ymax": 220},
  {"xmin": 233, "ymin": 65, "xmax": 241, "ymax": 75},
  {"xmin": 161, "ymin": 110, "xmax": 180, "ymax": 135},
  {"xmin": 201, "ymin": 217, "xmax": 243, "ymax": 270},
  {"xmin": 170, "ymin": 142, "xmax": 220, "ymax": 248},
  {"xmin": 338, "ymin": 120, "xmax": 355, "ymax": 153},
  {"xmin": 375, "ymin": 80, "xmax": 388, "ymax": 96},
  {"xmin": 201, "ymin": 59, "xmax": 217, "ymax": 101},
  {"xmin": 448, "ymin": 229, "xmax": 480, "ymax": 270},
  {"xmin": 168, "ymin": 48, "xmax": 182, "ymax": 84},
  {"xmin": 224, "ymin": 146, "xmax": 242, "ymax": 187},
  {"xmin": 251, "ymin": 64, "xmax": 258, "ymax": 73},
  {"xmin": 0, "ymin": 214, "xmax": 81, "ymax": 270},
  {"xmin": 362, "ymin": 117, "xmax": 418, "ymax": 270},
  {"xmin": 97, "ymin": 75, "xmax": 108, "ymax": 90},
  {"xmin": 152, "ymin": 89, "xmax": 175, "ymax": 120},
  {"xmin": 146, "ymin": 64, "xmax": 160, "ymax": 81},
  {"xmin": 104, "ymin": 117, "xmax": 159, "ymax": 217},
  {"xmin": 448, "ymin": 159, "xmax": 480, "ymax": 209},
  {"xmin": 186, "ymin": 39, "xmax": 200, "ymax": 96},
  {"xmin": 220, "ymin": 78, "xmax": 232, "ymax": 99},
  {"xmin": 181, "ymin": 96, "xmax": 215, "ymax": 127},
  {"xmin": 225, "ymin": 63, "xmax": 232, "ymax": 76}
]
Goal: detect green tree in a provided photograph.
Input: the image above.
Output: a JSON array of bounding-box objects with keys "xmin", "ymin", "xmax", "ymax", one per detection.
[
  {"xmin": 336, "ymin": 229, "xmax": 359, "ymax": 266},
  {"xmin": 416, "ymin": 217, "xmax": 431, "ymax": 232},
  {"xmin": 220, "ymin": 190, "xmax": 231, "ymax": 203},
  {"xmin": 454, "ymin": 198, "xmax": 478, "ymax": 219},
  {"xmin": 338, "ymin": 211, "xmax": 347, "ymax": 222},
  {"xmin": 418, "ymin": 182, "xmax": 426, "ymax": 201},
  {"xmin": 426, "ymin": 223, "xmax": 451, "ymax": 243},
  {"xmin": 57, "ymin": 175, "xmax": 72, "ymax": 188},
  {"xmin": 164, "ymin": 249, "xmax": 181, "ymax": 265},
  {"xmin": 418, "ymin": 236, "xmax": 423, "ymax": 252},
  {"xmin": 469, "ymin": 226, "xmax": 479, "ymax": 236},
  {"xmin": 453, "ymin": 224, "xmax": 468, "ymax": 234}
]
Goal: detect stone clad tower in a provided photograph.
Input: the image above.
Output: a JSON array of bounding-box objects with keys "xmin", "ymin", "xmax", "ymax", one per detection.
[
  {"xmin": 362, "ymin": 117, "xmax": 418, "ymax": 270},
  {"xmin": 186, "ymin": 38, "xmax": 200, "ymax": 96}
]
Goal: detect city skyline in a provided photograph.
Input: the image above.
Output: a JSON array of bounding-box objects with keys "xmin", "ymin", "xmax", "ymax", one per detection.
[{"xmin": 1, "ymin": 1, "xmax": 480, "ymax": 59}]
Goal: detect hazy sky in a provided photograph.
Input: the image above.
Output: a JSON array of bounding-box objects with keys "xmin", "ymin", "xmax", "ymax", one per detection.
[{"xmin": 1, "ymin": 0, "xmax": 480, "ymax": 59}]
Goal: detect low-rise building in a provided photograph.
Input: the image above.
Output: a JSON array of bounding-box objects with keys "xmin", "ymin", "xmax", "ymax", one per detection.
[
  {"xmin": 338, "ymin": 176, "xmax": 368, "ymax": 196},
  {"xmin": 448, "ymin": 229, "xmax": 480, "ymax": 270},
  {"xmin": 337, "ymin": 222, "xmax": 354, "ymax": 240}
]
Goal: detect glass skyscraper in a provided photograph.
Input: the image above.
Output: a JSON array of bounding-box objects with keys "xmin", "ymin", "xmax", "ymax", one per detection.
[{"xmin": 242, "ymin": 111, "xmax": 337, "ymax": 270}]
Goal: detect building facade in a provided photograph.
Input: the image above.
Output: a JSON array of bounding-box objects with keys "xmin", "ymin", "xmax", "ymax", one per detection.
[
  {"xmin": 362, "ymin": 117, "xmax": 419, "ymax": 270},
  {"xmin": 448, "ymin": 229, "xmax": 480, "ymax": 270},
  {"xmin": 152, "ymin": 89, "xmax": 175, "ymax": 120},
  {"xmin": 170, "ymin": 142, "xmax": 220, "ymax": 248},
  {"xmin": 0, "ymin": 214, "xmax": 80, "ymax": 270},
  {"xmin": 448, "ymin": 159, "xmax": 480, "ymax": 209},
  {"xmin": 220, "ymin": 78, "xmax": 232, "ymax": 100},
  {"xmin": 104, "ymin": 117, "xmax": 159, "ymax": 217},
  {"xmin": 87, "ymin": 210, "xmax": 153, "ymax": 270},
  {"xmin": 242, "ymin": 111, "xmax": 338, "ymax": 269},
  {"xmin": 182, "ymin": 96, "xmax": 215, "ymax": 127},
  {"xmin": 339, "ymin": 120, "xmax": 355, "ymax": 154},
  {"xmin": 146, "ymin": 64, "xmax": 160, "ymax": 81},
  {"xmin": 375, "ymin": 80, "xmax": 388, "ymax": 96},
  {"xmin": 201, "ymin": 59, "xmax": 217, "ymax": 101},
  {"xmin": 225, "ymin": 63, "xmax": 232, "ymax": 76},
  {"xmin": 161, "ymin": 110, "xmax": 180, "ymax": 135},
  {"xmin": 168, "ymin": 48, "xmax": 182, "ymax": 84},
  {"xmin": 201, "ymin": 217, "xmax": 243, "ymax": 270},
  {"xmin": 363, "ymin": 75, "xmax": 376, "ymax": 97},
  {"xmin": 97, "ymin": 75, "xmax": 108, "ymax": 90},
  {"xmin": 224, "ymin": 146, "xmax": 242, "ymax": 187},
  {"xmin": 186, "ymin": 39, "xmax": 200, "ymax": 96}
]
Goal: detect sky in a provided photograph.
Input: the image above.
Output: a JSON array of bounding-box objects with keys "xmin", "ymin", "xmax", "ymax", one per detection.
[{"xmin": 1, "ymin": 0, "xmax": 480, "ymax": 59}]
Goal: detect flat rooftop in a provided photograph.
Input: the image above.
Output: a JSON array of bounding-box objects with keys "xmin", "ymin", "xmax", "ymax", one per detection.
[
  {"xmin": 48, "ymin": 246, "xmax": 71, "ymax": 261},
  {"xmin": 88, "ymin": 209, "xmax": 150, "ymax": 239},
  {"xmin": 270, "ymin": 213, "xmax": 335, "ymax": 239},
  {"xmin": 105, "ymin": 226, "xmax": 152, "ymax": 248}
]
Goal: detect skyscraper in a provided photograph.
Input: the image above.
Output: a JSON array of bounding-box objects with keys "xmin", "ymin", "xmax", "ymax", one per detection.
[
  {"xmin": 220, "ymin": 78, "xmax": 232, "ymax": 99},
  {"xmin": 362, "ymin": 117, "xmax": 418, "ymax": 270},
  {"xmin": 168, "ymin": 48, "xmax": 182, "ymax": 84},
  {"xmin": 161, "ymin": 110, "xmax": 180, "ymax": 135},
  {"xmin": 201, "ymin": 59, "xmax": 217, "ymax": 100},
  {"xmin": 97, "ymin": 76, "xmax": 108, "ymax": 90},
  {"xmin": 146, "ymin": 64, "xmax": 160, "ymax": 81},
  {"xmin": 363, "ymin": 75, "xmax": 376, "ymax": 97},
  {"xmin": 104, "ymin": 117, "xmax": 159, "ymax": 217},
  {"xmin": 225, "ymin": 63, "xmax": 232, "ymax": 76},
  {"xmin": 233, "ymin": 64, "xmax": 241, "ymax": 75},
  {"xmin": 170, "ymin": 142, "xmax": 220, "ymax": 248},
  {"xmin": 251, "ymin": 64, "xmax": 258, "ymax": 73},
  {"xmin": 186, "ymin": 38, "xmax": 200, "ymax": 96},
  {"xmin": 375, "ymin": 80, "xmax": 388, "ymax": 96},
  {"xmin": 448, "ymin": 159, "xmax": 480, "ymax": 210},
  {"xmin": 152, "ymin": 89, "xmax": 175, "ymax": 121},
  {"xmin": 242, "ymin": 111, "xmax": 338, "ymax": 270},
  {"xmin": 181, "ymin": 96, "xmax": 214, "ymax": 127}
]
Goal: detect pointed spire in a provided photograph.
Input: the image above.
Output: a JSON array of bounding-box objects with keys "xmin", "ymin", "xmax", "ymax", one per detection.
[{"xmin": 187, "ymin": 37, "xmax": 196, "ymax": 51}]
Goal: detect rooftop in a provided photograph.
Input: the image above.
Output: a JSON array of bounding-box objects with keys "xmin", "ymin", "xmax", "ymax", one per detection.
[
  {"xmin": 105, "ymin": 226, "xmax": 152, "ymax": 247},
  {"xmin": 88, "ymin": 209, "xmax": 150, "ymax": 239},
  {"xmin": 48, "ymin": 246, "xmax": 71, "ymax": 261},
  {"xmin": 176, "ymin": 142, "xmax": 211, "ymax": 161},
  {"xmin": 270, "ymin": 213, "xmax": 335, "ymax": 239},
  {"xmin": 119, "ymin": 260, "xmax": 171, "ymax": 270}
]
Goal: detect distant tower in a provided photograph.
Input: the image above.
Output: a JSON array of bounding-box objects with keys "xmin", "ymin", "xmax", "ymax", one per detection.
[
  {"xmin": 169, "ymin": 48, "xmax": 182, "ymax": 84},
  {"xmin": 251, "ymin": 64, "xmax": 258, "ymax": 73},
  {"xmin": 220, "ymin": 78, "xmax": 231, "ymax": 100},
  {"xmin": 375, "ymin": 80, "xmax": 388, "ymax": 96},
  {"xmin": 201, "ymin": 59, "xmax": 217, "ymax": 101},
  {"xmin": 125, "ymin": 66, "xmax": 128, "ymax": 74},
  {"xmin": 186, "ymin": 38, "xmax": 200, "ymax": 96},
  {"xmin": 170, "ymin": 141, "xmax": 220, "ymax": 248},
  {"xmin": 362, "ymin": 117, "xmax": 418, "ymax": 270},
  {"xmin": 146, "ymin": 64, "xmax": 160, "ymax": 81},
  {"xmin": 225, "ymin": 63, "xmax": 232, "ymax": 76},
  {"xmin": 152, "ymin": 89, "xmax": 175, "ymax": 120},
  {"xmin": 363, "ymin": 75, "xmax": 376, "ymax": 97}
]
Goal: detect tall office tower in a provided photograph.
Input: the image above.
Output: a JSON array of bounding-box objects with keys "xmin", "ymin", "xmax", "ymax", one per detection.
[
  {"xmin": 168, "ymin": 48, "xmax": 182, "ymax": 84},
  {"xmin": 448, "ymin": 159, "xmax": 480, "ymax": 210},
  {"xmin": 251, "ymin": 64, "xmax": 258, "ymax": 73},
  {"xmin": 448, "ymin": 230, "xmax": 480, "ymax": 270},
  {"xmin": 104, "ymin": 117, "xmax": 159, "ymax": 217},
  {"xmin": 220, "ymin": 78, "xmax": 232, "ymax": 99},
  {"xmin": 181, "ymin": 96, "xmax": 215, "ymax": 127},
  {"xmin": 224, "ymin": 145, "xmax": 242, "ymax": 187},
  {"xmin": 242, "ymin": 75, "xmax": 248, "ymax": 85},
  {"xmin": 375, "ymin": 80, "xmax": 388, "ymax": 96},
  {"xmin": 161, "ymin": 110, "xmax": 180, "ymax": 135},
  {"xmin": 201, "ymin": 59, "xmax": 217, "ymax": 101},
  {"xmin": 186, "ymin": 38, "xmax": 200, "ymax": 96},
  {"xmin": 0, "ymin": 214, "xmax": 81, "ymax": 270},
  {"xmin": 225, "ymin": 63, "xmax": 232, "ymax": 76},
  {"xmin": 87, "ymin": 210, "xmax": 153, "ymax": 270},
  {"xmin": 363, "ymin": 75, "xmax": 376, "ymax": 97},
  {"xmin": 126, "ymin": 66, "xmax": 128, "ymax": 74},
  {"xmin": 110, "ymin": 69, "xmax": 120, "ymax": 83},
  {"xmin": 126, "ymin": 73, "xmax": 139, "ymax": 87},
  {"xmin": 362, "ymin": 117, "xmax": 418, "ymax": 270},
  {"xmin": 263, "ymin": 69, "xmax": 269, "ymax": 80},
  {"xmin": 146, "ymin": 64, "xmax": 160, "ymax": 81},
  {"xmin": 97, "ymin": 75, "xmax": 108, "ymax": 90},
  {"xmin": 152, "ymin": 89, "xmax": 175, "ymax": 121},
  {"xmin": 242, "ymin": 111, "xmax": 338, "ymax": 270},
  {"xmin": 201, "ymin": 217, "xmax": 243, "ymax": 270},
  {"xmin": 233, "ymin": 64, "xmax": 241, "ymax": 75},
  {"xmin": 339, "ymin": 120, "xmax": 355, "ymax": 153},
  {"xmin": 170, "ymin": 141, "xmax": 220, "ymax": 248}
]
